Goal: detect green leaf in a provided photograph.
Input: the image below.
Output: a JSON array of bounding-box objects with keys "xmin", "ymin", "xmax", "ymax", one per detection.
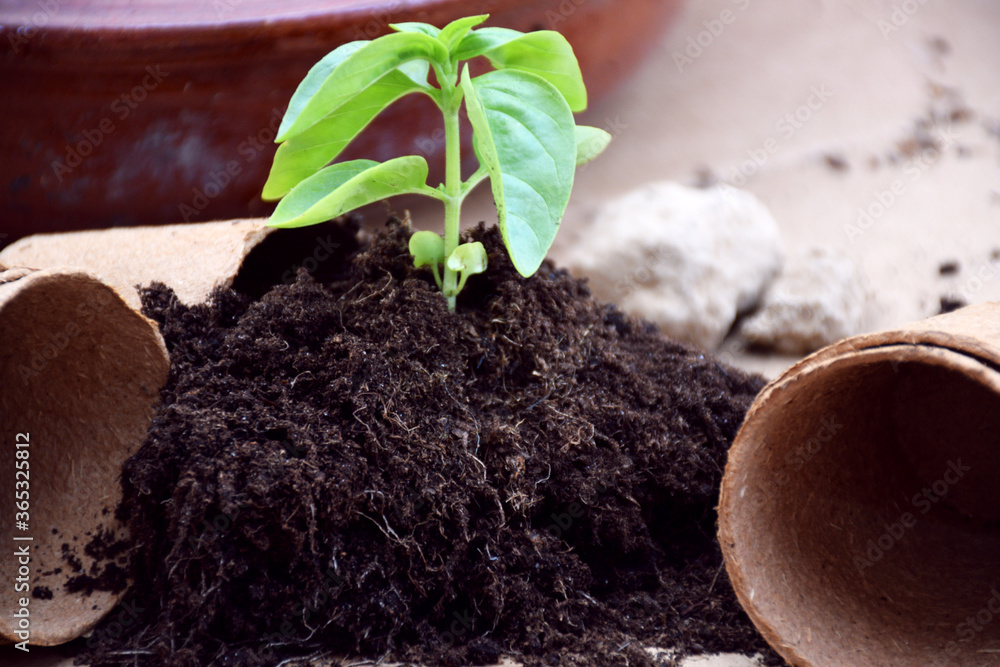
[
  {"xmin": 438, "ymin": 14, "xmax": 489, "ymax": 52},
  {"xmin": 574, "ymin": 125, "xmax": 612, "ymax": 166},
  {"xmin": 390, "ymin": 22, "xmax": 441, "ymax": 39},
  {"xmin": 447, "ymin": 241, "xmax": 488, "ymax": 295},
  {"xmin": 454, "ymin": 29, "xmax": 587, "ymax": 112},
  {"xmin": 446, "ymin": 242, "xmax": 488, "ymax": 274},
  {"xmin": 409, "ymin": 230, "xmax": 445, "ymax": 268},
  {"xmin": 269, "ymin": 156, "xmax": 432, "ymax": 228},
  {"xmin": 461, "ymin": 67, "xmax": 576, "ymax": 277},
  {"xmin": 409, "ymin": 230, "xmax": 445, "ymax": 288},
  {"xmin": 278, "ymin": 41, "xmax": 368, "ymax": 140},
  {"xmin": 397, "ymin": 58, "xmax": 432, "ymax": 86},
  {"xmin": 452, "ymin": 26, "xmax": 522, "ymax": 61},
  {"xmin": 269, "ymin": 160, "xmax": 375, "ymax": 226},
  {"xmin": 263, "ymin": 69, "xmax": 429, "ymax": 200},
  {"xmin": 277, "ymin": 32, "xmax": 449, "ymax": 142}
]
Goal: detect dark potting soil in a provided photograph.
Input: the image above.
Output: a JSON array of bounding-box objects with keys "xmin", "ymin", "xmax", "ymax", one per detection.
[{"xmin": 79, "ymin": 217, "xmax": 783, "ymax": 667}]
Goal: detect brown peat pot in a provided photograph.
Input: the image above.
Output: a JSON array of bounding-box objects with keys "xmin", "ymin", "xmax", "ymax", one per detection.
[
  {"xmin": 0, "ymin": 219, "xmax": 289, "ymax": 645},
  {"xmin": 0, "ymin": 0, "xmax": 682, "ymax": 242},
  {"xmin": 0, "ymin": 267, "xmax": 169, "ymax": 646},
  {"xmin": 719, "ymin": 302, "xmax": 1000, "ymax": 666}
]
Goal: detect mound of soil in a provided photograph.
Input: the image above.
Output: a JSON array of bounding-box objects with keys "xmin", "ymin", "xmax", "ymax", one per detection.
[{"xmin": 79, "ymin": 217, "xmax": 782, "ymax": 666}]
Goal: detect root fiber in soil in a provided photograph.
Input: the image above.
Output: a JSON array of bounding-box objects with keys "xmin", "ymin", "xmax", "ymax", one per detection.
[{"xmin": 78, "ymin": 217, "xmax": 782, "ymax": 666}]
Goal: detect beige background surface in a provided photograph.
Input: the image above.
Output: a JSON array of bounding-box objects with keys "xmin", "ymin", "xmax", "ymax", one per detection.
[
  {"xmin": 6, "ymin": 0, "xmax": 1000, "ymax": 664},
  {"xmin": 447, "ymin": 0, "xmax": 1000, "ymax": 380}
]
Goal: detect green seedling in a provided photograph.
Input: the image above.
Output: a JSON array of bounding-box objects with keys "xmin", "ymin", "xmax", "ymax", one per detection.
[{"xmin": 263, "ymin": 14, "xmax": 610, "ymax": 310}]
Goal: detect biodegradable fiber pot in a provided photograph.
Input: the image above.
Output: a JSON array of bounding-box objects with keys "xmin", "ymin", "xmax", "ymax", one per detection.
[
  {"xmin": 0, "ymin": 219, "xmax": 278, "ymax": 312},
  {"xmin": 719, "ymin": 302, "xmax": 1000, "ymax": 666},
  {"xmin": 0, "ymin": 219, "xmax": 302, "ymax": 646},
  {"xmin": 0, "ymin": 268, "xmax": 169, "ymax": 646}
]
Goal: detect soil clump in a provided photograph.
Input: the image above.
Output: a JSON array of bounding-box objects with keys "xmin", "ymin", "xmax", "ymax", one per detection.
[{"xmin": 79, "ymin": 217, "xmax": 782, "ymax": 666}]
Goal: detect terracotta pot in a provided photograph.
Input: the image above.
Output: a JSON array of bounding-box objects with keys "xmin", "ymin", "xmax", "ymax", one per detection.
[
  {"xmin": 0, "ymin": 0, "xmax": 682, "ymax": 243},
  {"xmin": 719, "ymin": 302, "xmax": 1000, "ymax": 666}
]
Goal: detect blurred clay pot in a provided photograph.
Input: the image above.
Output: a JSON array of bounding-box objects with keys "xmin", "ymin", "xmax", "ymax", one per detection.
[{"xmin": 0, "ymin": 0, "xmax": 682, "ymax": 242}]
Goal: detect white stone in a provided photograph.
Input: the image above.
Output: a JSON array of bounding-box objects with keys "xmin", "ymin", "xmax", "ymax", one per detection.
[
  {"xmin": 559, "ymin": 182, "xmax": 783, "ymax": 349},
  {"xmin": 739, "ymin": 247, "xmax": 869, "ymax": 354}
]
